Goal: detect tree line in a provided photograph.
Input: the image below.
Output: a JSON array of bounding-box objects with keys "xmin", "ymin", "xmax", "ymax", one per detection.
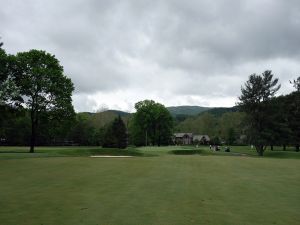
[
  {"xmin": 1, "ymin": 41, "xmax": 299, "ymax": 155},
  {"xmin": 175, "ymin": 71, "xmax": 299, "ymax": 155},
  {"xmin": 1, "ymin": 41, "xmax": 172, "ymax": 149}
]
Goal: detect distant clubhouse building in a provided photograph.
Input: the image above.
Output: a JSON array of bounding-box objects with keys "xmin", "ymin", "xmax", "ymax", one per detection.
[{"xmin": 173, "ymin": 133, "xmax": 210, "ymax": 145}]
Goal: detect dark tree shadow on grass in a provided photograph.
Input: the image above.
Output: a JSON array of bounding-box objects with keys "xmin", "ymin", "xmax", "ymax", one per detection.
[{"xmin": 169, "ymin": 149, "xmax": 207, "ymax": 155}]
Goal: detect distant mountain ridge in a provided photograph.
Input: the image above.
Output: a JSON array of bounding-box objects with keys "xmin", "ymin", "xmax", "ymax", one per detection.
[
  {"xmin": 106, "ymin": 110, "xmax": 130, "ymax": 116},
  {"xmin": 77, "ymin": 105, "xmax": 236, "ymax": 119},
  {"xmin": 167, "ymin": 106, "xmax": 211, "ymax": 116}
]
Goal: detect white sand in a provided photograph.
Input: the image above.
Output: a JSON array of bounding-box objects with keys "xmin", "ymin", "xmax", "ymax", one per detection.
[{"xmin": 90, "ymin": 155, "xmax": 133, "ymax": 158}]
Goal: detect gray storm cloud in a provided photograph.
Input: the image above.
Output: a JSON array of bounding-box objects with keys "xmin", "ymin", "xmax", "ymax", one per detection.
[{"xmin": 1, "ymin": 0, "xmax": 299, "ymax": 111}]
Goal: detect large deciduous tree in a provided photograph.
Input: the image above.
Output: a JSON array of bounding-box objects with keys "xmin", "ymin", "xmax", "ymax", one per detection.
[
  {"xmin": 130, "ymin": 100, "xmax": 173, "ymax": 146},
  {"xmin": 0, "ymin": 44, "xmax": 20, "ymax": 106},
  {"xmin": 238, "ymin": 70, "xmax": 280, "ymax": 156},
  {"xmin": 0, "ymin": 42, "xmax": 22, "ymax": 140},
  {"xmin": 14, "ymin": 50, "xmax": 75, "ymax": 153},
  {"xmin": 0, "ymin": 43, "xmax": 9, "ymax": 135},
  {"xmin": 0, "ymin": 42, "xmax": 7, "ymax": 86}
]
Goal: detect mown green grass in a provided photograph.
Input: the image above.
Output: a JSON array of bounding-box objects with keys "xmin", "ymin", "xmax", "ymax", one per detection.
[
  {"xmin": 1, "ymin": 145, "xmax": 299, "ymax": 159},
  {"xmin": 0, "ymin": 146, "xmax": 143, "ymax": 159},
  {"xmin": 137, "ymin": 145, "xmax": 300, "ymax": 159},
  {"xmin": 0, "ymin": 146, "xmax": 299, "ymax": 225}
]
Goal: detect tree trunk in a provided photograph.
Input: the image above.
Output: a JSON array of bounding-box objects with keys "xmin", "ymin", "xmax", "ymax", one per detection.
[
  {"xmin": 157, "ymin": 127, "xmax": 161, "ymax": 147},
  {"xmin": 30, "ymin": 108, "xmax": 38, "ymax": 153},
  {"xmin": 255, "ymin": 145, "xmax": 264, "ymax": 156},
  {"xmin": 283, "ymin": 145, "xmax": 286, "ymax": 151},
  {"xmin": 145, "ymin": 130, "xmax": 147, "ymax": 146},
  {"xmin": 30, "ymin": 121, "xmax": 36, "ymax": 153},
  {"xmin": 296, "ymin": 144, "xmax": 300, "ymax": 152},
  {"xmin": 270, "ymin": 145, "xmax": 273, "ymax": 151}
]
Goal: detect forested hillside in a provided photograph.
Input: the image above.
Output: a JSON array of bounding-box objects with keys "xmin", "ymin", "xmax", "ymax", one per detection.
[
  {"xmin": 198, "ymin": 107, "xmax": 238, "ymax": 117},
  {"xmin": 167, "ymin": 106, "xmax": 210, "ymax": 116},
  {"xmin": 174, "ymin": 111, "xmax": 246, "ymax": 145}
]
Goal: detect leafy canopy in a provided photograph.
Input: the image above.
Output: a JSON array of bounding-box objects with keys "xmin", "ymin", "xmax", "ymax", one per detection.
[
  {"xmin": 13, "ymin": 50, "xmax": 75, "ymax": 152},
  {"xmin": 130, "ymin": 100, "xmax": 173, "ymax": 146}
]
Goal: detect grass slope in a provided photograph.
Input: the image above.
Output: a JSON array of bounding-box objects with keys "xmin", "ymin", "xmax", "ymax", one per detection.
[{"xmin": 0, "ymin": 146, "xmax": 299, "ymax": 225}]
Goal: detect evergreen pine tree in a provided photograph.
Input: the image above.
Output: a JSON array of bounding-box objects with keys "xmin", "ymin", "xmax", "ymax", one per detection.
[{"xmin": 103, "ymin": 116, "xmax": 127, "ymax": 149}]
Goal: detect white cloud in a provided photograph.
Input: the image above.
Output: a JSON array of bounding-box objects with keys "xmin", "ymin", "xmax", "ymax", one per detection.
[{"xmin": 1, "ymin": 0, "xmax": 299, "ymax": 112}]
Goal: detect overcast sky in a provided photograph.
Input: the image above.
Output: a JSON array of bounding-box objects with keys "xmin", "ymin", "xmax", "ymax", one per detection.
[{"xmin": 1, "ymin": 0, "xmax": 299, "ymax": 112}]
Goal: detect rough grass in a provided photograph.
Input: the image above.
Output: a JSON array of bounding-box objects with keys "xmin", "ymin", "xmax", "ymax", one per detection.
[{"xmin": 0, "ymin": 146, "xmax": 299, "ymax": 225}]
